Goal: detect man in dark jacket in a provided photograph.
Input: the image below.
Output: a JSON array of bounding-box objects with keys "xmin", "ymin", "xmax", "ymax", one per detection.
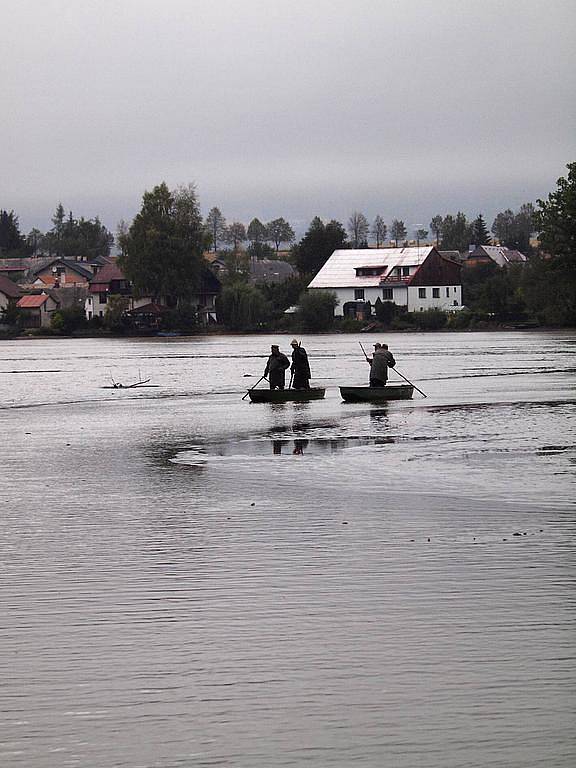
[
  {"xmin": 264, "ymin": 344, "xmax": 290, "ymax": 389},
  {"xmin": 367, "ymin": 342, "xmax": 396, "ymax": 387},
  {"xmin": 290, "ymin": 338, "xmax": 311, "ymax": 390}
]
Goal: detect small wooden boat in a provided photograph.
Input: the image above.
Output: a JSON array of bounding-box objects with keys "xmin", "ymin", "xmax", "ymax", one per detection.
[
  {"xmin": 247, "ymin": 387, "xmax": 326, "ymax": 403},
  {"xmin": 340, "ymin": 384, "xmax": 413, "ymax": 402}
]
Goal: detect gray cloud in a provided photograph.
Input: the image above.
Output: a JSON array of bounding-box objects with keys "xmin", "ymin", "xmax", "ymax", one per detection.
[{"xmin": 2, "ymin": 0, "xmax": 575, "ymax": 235}]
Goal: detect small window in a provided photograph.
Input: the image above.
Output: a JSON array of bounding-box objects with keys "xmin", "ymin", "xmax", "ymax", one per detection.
[
  {"xmin": 402, "ymin": 266, "xmax": 410, "ymax": 276},
  {"xmin": 453, "ymin": 300, "xmax": 458, "ymax": 306},
  {"xmin": 454, "ymin": 286, "xmax": 457, "ymax": 293},
  {"xmin": 99, "ymin": 292, "xmax": 107, "ymax": 304},
  {"xmin": 382, "ymin": 288, "xmax": 393, "ymax": 300},
  {"xmin": 433, "ymin": 287, "xmax": 440, "ymax": 298},
  {"xmin": 446, "ymin": 287, "xmax": 450, "ymax": 297},
  {"xmin": 418, "ymin": 288, "xmax": 426, "ymax": 298},
  {"xmin": 354, "ymin": 288, "xmax": 365, "ymax": 300}
]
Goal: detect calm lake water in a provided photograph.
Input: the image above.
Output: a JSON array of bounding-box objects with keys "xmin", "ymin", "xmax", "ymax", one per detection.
[{"xmin": 1, "ymin": 331, "xmax": 575, "ymax": 768}]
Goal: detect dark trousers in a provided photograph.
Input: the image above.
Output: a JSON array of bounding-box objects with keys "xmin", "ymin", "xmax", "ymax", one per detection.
[
  {"xmin": 269, "ymin": 371, "xmax": 285, "ymax": 389},
  {"xmin": 292, "ymin": 371, "xmax": 310, "ymax": 389},
  {"xmin": 369, "ymin": 377, "xmax": 387, "ymax": 388}
]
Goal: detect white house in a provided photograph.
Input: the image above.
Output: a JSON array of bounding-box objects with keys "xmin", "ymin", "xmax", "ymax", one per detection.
[{"xmin": 307, "ymin": 247, "xmax": 462, "ymax": 316}]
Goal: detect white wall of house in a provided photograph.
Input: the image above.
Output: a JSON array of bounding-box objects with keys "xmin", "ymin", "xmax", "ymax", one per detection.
[
  {"xmin": 316, "ymin": 285, "xmax": 409, "ymax": 315},
  {"xmin": 85, "ymin": 293, "xmax": 110, "ymax": 319},
  {"xmin": 0, "ymin": 292, "xmax": 10, "ymax": 313},
  {"xmin": 407, "ymin": 285, "xmax": 462, "ymax": 312}
]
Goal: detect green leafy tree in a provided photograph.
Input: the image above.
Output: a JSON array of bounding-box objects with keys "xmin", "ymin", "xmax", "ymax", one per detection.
[
  {"xmin": 535, "ymin": 162, "xmax": 576, "ymax": 267},
  {"xmin": 216, "ymin": 282, "xmax": 271, "ymax": 330},
  {"xmin": 415, "ymin": 228, "xmax": 428, "ymax": 243},
  {"xmin": 390, "ymin": 219, "xmax": 407, "ymax": 245},
  {"xmin": 492, "ymin": 204, "xmax": 534, "ymax": 252},
  {"xmin": 50, "ymin": 305, "xmax": 87, "ymax": 334},
  {"xmin": 430, "ymin": 215, "xmax": 443, "ymax": 246},
  {"xmin": 120, "ymin": 182, "xmax": 204, "ymax": 303},
  {"xmin": 374, "ymin": 297, "xmax": 397, "ymax": 325},
  {"xmin": 297, "ymin": 289, "xmax": 338, "ymax": 331},
  {"xmin": 103, "ymin": 295, "xmax": 130, "ymax": 331},
  {"xmin": 440, "ymin": 212, "xmax": 474, "ymax": 251},
  {"xmin": 0, "ymin": 210, "xmax": 26, "ymax": 255},
  {"xmin": 205, "ymin": 207, "xmax": 227, "ymax": 252},
  {"xmin": 371, "ymin": 216, "xmax": 387, "ymax": 248},
  {"xmin": 26, "ymin": 228, "xmax": 43, "ymax": 256},
  {"xmin": 348, "ymin": 211, "xmax": 369, "ymax": 248},
  {"xmin": 292, "ymin": 217, "xmax": 347, "ymax": 276},
  {"xmin": 224, "ymin": 221, "xmax": 247, "ymax": 251},
  {"xmin": 247, "ymin": 218, "xmax": 268, "ymax": 246},
  {"xmin": 266, "ymin": 217, "xmax": 295, "ymax": 253},
  {"xmin": 472, "ymin": 214, "xmax": 491, "ymax": 245}
]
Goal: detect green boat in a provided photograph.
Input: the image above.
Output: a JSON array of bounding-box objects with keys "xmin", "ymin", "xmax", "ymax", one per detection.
[
  {"xmin": 247, "ymin": 387, "xmax": 326, "ymax": 403},
  {"xmin": 340, "ymin": 384, "xmax": 414, "ymax": 402}
]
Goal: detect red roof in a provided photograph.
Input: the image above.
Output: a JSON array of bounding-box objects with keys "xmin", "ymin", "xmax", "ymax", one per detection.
[
  {"xmin": 129, "ymin": 302, "xmax": 169, "ymax": 315},
  {"xmin": 0, "ymin": 274, "xmax": 22, "ymax": 298},
  {"xmin": 90, "ymin": 262, "xmax": 126, "ymax": 285},
  {"xmin": 18, "ymin": 294, "xmax": 50, "ymax": 308}
]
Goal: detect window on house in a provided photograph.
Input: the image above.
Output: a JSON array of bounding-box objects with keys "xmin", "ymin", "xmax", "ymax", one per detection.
[
  {"xmin": 446, "ymin": 287, "xmax": 450, "ymax": 297},
  {"xmin": 402, "ymin": 266, "xmax": 410, "ymax": 276},
  {"xmin": 354, "ymin": 288, "xmax": 365, "ymax": 300},
  {"xmin": 453, "ymin": 300, "xmax": 459, "ymax": 306},
  {"xmin": 99, "ymin": 293, "xmax": 107, "ymax": 304},
  {"xmin": 454, "ymin": 286, "xmax": 457, "ymax": 292},
  {"xmin": 418, "ymin": 288, "xmax": 426, "ymax": 298},
  {"xmin": 382, "ymin": 288, "xmax": 393, "ymax": 300},
  {"xmin": 433, "ymin": 287, "xmax": 440, "ymax": 298}
]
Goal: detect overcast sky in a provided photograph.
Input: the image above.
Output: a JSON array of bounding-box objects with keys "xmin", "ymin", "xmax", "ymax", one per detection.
[{"xmin": 2, "ymin": 0, "xmax": 575, "ymax": 237}]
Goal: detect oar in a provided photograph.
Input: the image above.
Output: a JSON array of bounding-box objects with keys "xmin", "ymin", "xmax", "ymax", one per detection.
[
  {"xmin": 242, "ymin": 374, "xmax": 267, "ymax": 400},
  {"xmin": 391, "ymin": 367, "xmax": 427, "ymax": 398},
  {"xmin": 289, "ymin": 371, "xmax": 294, "ymax": 389},
  {"xmin": 358, "ymin": 341, "xmax": 370, "ymax": 361}
]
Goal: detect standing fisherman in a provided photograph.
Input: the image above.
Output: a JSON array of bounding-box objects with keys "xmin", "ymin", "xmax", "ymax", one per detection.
[
  {"xmin": 290, "ymin": 338, "xmax": 311, "ymax": 390},
  {"xmin": 263, "ymin": 344, "xmax": 290, "ymax": 390},
  {"xmin": 366, "ymin": 342, "xmax": 396, "ymax": 387}
]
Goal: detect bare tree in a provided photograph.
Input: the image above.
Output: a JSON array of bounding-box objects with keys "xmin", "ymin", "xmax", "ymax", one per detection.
[
  {"xmin": 348, "ymin": 211, "xmax": 369, "ymax": 248},
  {"xmin": 371, "ymin": 215, "xmax": 387, "ymax": 248}
]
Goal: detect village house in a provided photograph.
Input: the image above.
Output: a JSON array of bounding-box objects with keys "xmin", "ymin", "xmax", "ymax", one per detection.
[
  {"xmin": 85, "ymin": 261, "xmax": 221, "ymax": 325},
  {"xmin": 17, "ymin": 292, "xmax": 60, "ymax": 327},
  {"xmin": 0, "ymin": 274, "xmax": 22, "ymax": 315},
  {"xmin": 465, "ymin": 245, "xmax": 527, "ymax": 268},
  {"xmin": 307, "ymin": 246, "xmax": 462, "ymax": 317},
  {"xmin": 29, "ymin": 257, "xmax": 94, "ymax": 288}
]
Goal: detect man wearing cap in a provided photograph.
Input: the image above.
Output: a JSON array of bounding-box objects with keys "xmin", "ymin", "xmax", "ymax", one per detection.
[
  {"xmin": 290, "ymin": 339, "xmax": 311, "ymax": 390},
  {"xmin": 263, "ymin": 344, "xmax": 290, "ymax": 390},
  {"xmin": 366, "ymin": 342, "xmax": 396, "ymax": 387}
]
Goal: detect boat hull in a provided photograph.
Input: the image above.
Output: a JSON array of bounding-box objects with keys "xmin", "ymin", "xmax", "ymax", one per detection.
[
  {"xmin": 248, "ymin": 387, "xmax": 326, "ymax": 403},
  {"xmin": 340, "ymin": 384, "xmax": 413, "ymax": 402}
]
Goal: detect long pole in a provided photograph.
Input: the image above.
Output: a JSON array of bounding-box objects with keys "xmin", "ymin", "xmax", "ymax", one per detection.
[
  {"xmin": 358, "ymin": 341, "xmax": 369, "ymax": 361},
  {"xmin": 391, "ymin": 367, "xmax": 427, "ymax": 398},
  {"xmin": 242, "ymin": 374, "xmax": 267, "ymax": 400}
]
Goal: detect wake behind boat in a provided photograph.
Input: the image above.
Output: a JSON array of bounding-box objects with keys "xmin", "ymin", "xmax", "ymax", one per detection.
[
  {"xmin": 340, "ymin": 384, "xmax": 414, "ymax": 402},
  {"xmin": 247, "ymin": 387, "xmax": 326, "ymax": 403}
]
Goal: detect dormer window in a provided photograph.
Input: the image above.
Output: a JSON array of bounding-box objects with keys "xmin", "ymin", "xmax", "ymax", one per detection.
[{"xmin": 355, "ymin": 265, "xmax": 386, "ymax": 277}]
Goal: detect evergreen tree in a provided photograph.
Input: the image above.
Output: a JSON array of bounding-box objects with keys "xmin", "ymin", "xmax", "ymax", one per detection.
[
  {"xmin": 472, "ymin": 214, "xmax": 491, "ymax": 245},
  {"xmin": 205, "ymin": 207, "xmax": 227, "ymax": 252},
  {"xmin": 247, "ymin": 218, "xmax": 268, "ymax": 246},
  {"xmin": 0, "ymin": 210, "xmax": 26, "ymax": 255},
  {"xmin": 440, "ymin": 212, "xmax": 474, "ymax": 252}
]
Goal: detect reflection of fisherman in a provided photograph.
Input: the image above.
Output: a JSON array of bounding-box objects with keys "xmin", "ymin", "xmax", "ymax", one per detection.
[
  {"xmin": 290, "ymin": 338, "xmax": 311, "ymax": 390},
  {"xmin": 264, "ymin": 344, "xmax": 290, "ymax": 389},
  {"xmin": 292, "ymin": 438, "xmax": 309, "ymax": 455},
  {"xmin": 367, "ymin": 342, "xmax": 396, "ymax": 387}
]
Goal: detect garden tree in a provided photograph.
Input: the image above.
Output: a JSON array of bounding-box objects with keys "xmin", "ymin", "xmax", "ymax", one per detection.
[
  {"xmin": 291, "ymin": 217, "xmax": 347, "ymax": 276},
  {"xmin": 50, "ymin": 305, "xmax": 87, "ymax": 334},
  {"xmin": 430, "ymin": 215, "xmax": 443, "ymax": 246},
  {"xmin": 472, "ymin": 214, "xmax": 491, "ymax": 246},
  {"xmin": 120, "ymin": 182, "xmax": 205, "ymax": 304},
  {"xmin": 440, "ymin": 212, "xmax": 474, "ymax": 251},
  {"xmin": 103, "ymin": 295, "xmax": 130, "ymax": 331},
  {"xmin": 247, "ymin": 218, "xmax": 268, "ymax": 246},
  {"xmin": 259, "ymin": 275, "xmax": 309, "ymax": 313},
  {"xmin": 390, "ymin": 219, "xmax": 407, "ymax": 244},
  {"xmin": 221, "ymin": 249, "xmax": 251, "ymax": 282},
  {"xmin": 347, "ymin": 211, "xmax": 369, "ymax": 248},
  {"xmin": 266, "ymin": 217, "xmax": 295, "ymax": 253},
  {"xmin": 492, "ymin": 203, "xmax": 534, "ymax": 252},
  {"xmin": 247, "ymin": 241, "xmax": 275, "ymax": 261},
  {"xmin": 525, "ymin": 162, "xmax": 576, "ymax": 325},
  {"xmin": 224, "ymin": 221, "xmax": 247, "ymax": 251},
  {"xmin": 0, "ymin": 210, "xmax": 26, "ymax": 254},
  {"xmin": 371, "ymin": 215, "xmax": 387, "ymax": 248},
  {"xmin": 374, "ymin": 297, "xmax": 397, "ymax": 325},
  {"xmin": 216, "ymin": 282, "xmax": 271, "ymax": 330},
  {"xmin": 415, "ymin": 228, "xmax": 428, "ymax": 243},
  {"xmin": 205, "ymin": 207, "xmax": 227, "ymax": 252},
  {"xmin": 26, "ymin": 228, "xmax": 43, "ymax": 255},
  {"xmin": 116, "ymin": 219, "xmax": 129, "ymax": 257},
  {"xmin": 297, "ymin": 290, "xmax": 338, "ymax": 331}
]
